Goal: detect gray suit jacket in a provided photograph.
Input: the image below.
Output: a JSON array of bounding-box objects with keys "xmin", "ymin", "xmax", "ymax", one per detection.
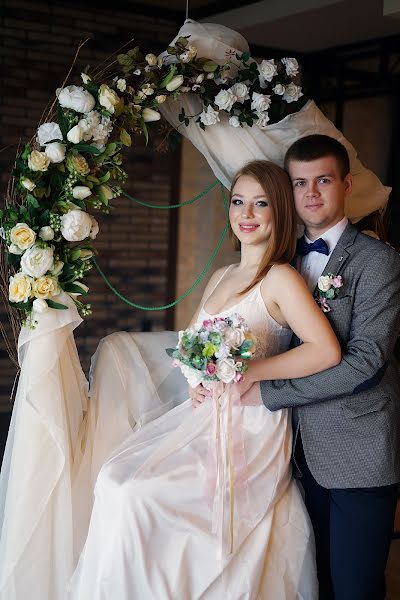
[{"xmin": 261, "ymin": 223, "xmax": 400, "ymax": 488}]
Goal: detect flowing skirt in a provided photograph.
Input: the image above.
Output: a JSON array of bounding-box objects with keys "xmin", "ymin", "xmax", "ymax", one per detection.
[{"xmin": 68, "ymin": 397, "xmax": 317, "ymax": 599}]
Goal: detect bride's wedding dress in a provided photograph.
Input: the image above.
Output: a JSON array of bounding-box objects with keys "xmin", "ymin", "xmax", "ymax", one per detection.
[{"xmin": 68, "ymin": 272, "xmax": 317, "ymax": 599}]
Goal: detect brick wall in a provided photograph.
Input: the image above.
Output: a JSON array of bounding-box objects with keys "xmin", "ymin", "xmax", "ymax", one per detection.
[{"xmin": 0, "ymin": 1, "xmax": 180, "ymax": 409}]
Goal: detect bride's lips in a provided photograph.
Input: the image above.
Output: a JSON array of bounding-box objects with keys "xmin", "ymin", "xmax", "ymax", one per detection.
[{"xmin": 239, "ymin": 223, "xmax": 260, "ymax": 232}]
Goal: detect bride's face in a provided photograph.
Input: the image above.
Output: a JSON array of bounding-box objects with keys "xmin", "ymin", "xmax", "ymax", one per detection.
[{"xmin": 230, "ymin": 175, "xmax": 273, "ymax": 247}]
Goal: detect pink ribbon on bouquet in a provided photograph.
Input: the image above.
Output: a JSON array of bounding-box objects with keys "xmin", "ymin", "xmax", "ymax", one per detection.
[{"xmin": 205, "ymin": 381, "xmax": 251, "ymax": 556}]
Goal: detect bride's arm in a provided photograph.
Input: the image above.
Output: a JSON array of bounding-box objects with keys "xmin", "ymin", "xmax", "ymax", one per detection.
[{"xmin": 246, "ymin": 264, "xmax": 341, "ymax": 384}]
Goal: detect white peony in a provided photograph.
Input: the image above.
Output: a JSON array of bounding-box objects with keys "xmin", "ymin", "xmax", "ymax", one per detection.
[
  {"xmin": 28, "ymin": 150, "xmax": 50, "ymax": 172},
  {"xmin": 20, "ymin": 177, "xmax": 36, "ymax": 191},
  {"xmin": 282, "ymin": 57, "xmax": 299, "ymax": 77},
  {"xmin": 10, "ymin": 222, "xmax": 36, "ymax": 250},
  {"xmin": 318, "ymin": 275, "xmax": 332, "ymax": 292},
  {"xmin": 32, "ymin": 298, "xmax": 49, "ymax": 313},
  {"xmin": 72, "ymin": 186, "xmax": 92, "ymax": 200},
  {"xmin": 251, "ymin": 92, "xmax": 271, "ymax": 112},
  {"xmin": 283, "ymin": 83, "xmax": 303, "ymax": 103},
  {"xmin": 37, "ymin": 122, "xmax": 63, "ymax": 146},
  {"xmin": 45, "ymin": 142, "xmax": 65, "ymax": 163},
  {"xmin": 230, "ymin": 83, "xmax": 249, "ymax": 103},
  {"xmin": 21, "ymin": 244, "xmax": 54, "ymax": 278},
  {"xmin": 67, "ymin": 124, "xmax": 85, "ymax": 144},
  {"xmin": 60, "ymin": 209, "xmax": 92, "ymax": 242},
  {"xmin": 214, "ymin": 88, "xmax": 237, "ymax": 111},
  {"xmin": 272, "ymin": 83, "xmax": 285, "ymax": 95},
  {"xmin": 9, "ymin": 272, "xmax": 32, "ymax": 303},
  {"xmin": 229, "ymin": 115, "xmax": 240, "ymax": 128},
  {"xmin": 216, "ymin": 357, "xmax": 236, "ymax": 383},
  {"xmin": 166, "ymin": 75, "xmax": 184, "ymax": 91},
  {"xmin": 224, "ymin": 327, "xmax": 245, "ymax": 349},
  {"xmin": 89, "ymin": 216, "xmax": 99, "ymax": 239},
  {"xmin": 199, "ymin": 105, "xmax": 220, "ymax": 126},
  {"xmin": 255, "ymin": 112, "xmax": 270, "ymax": 129},
  {"xmin": 39, "ymin": 226, "xmax": 54, "ymax": 241},
  {"xmin": 258, "ymin": 59, "xmax": 278, "ymax": 87},
  {"xmin": 58, "ymin": 85, "xmax": 96, "ymax": 113},
  {"xmin": 180, "ymin": 363, "xmax": 204, "ymax": 388},
  {"xmin": 142, "ymin": 108, "xmax": 161, "ymax": 122}
]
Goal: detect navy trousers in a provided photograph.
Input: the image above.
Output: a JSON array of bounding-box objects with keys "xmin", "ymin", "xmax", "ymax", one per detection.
[{"xmin": 295, "ymin": 436, "xmax": 397, "ymax": 600}]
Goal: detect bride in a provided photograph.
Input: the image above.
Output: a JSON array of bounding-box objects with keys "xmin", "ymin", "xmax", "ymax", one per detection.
[{"xmin": 68, "ymin": 160, "xmax": 340, "ymax": 599}]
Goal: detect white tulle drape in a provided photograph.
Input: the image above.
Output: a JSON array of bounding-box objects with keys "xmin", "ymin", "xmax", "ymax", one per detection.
[{"xmin": 161, "ymin": 20, "xmax": 390, "ymax": 222}]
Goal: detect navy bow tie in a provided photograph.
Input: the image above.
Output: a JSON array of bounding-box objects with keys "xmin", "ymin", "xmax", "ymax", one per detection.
[{"xmin": 296, "ymin": 237, "xmax": 329, "ymax": 257}]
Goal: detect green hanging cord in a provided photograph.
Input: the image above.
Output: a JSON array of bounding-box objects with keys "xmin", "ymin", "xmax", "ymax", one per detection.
[
  {"xmin": 93, "ymin": 182, "xmax": 229, "ymax": 311},
  {"xmin": 121, "ymin": 179, "xmax": 220, "ymax": 209}
]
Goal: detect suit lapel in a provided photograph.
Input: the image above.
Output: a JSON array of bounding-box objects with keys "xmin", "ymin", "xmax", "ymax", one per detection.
[{"xmin": 311, "ymin": 223, "xmax": 358, "ymax": 296}]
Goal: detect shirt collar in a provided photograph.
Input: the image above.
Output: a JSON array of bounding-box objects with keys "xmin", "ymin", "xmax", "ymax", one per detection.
[{"xmin": 304, "ymin": 216, "xmax": 348, "ymax": 255}]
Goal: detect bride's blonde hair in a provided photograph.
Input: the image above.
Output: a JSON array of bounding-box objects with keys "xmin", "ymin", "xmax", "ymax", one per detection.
[{"xmin": 229, "ymin": 160, "xmax": 297, "ymax": 295}]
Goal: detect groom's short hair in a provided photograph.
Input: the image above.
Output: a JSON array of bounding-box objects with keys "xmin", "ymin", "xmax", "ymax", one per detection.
[{"xmin": 284, "ymin": 134, "xmax": 350, "ymax": 180}]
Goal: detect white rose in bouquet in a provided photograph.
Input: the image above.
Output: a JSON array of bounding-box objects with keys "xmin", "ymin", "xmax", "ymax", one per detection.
[
  {"xmin": 98, "ymin": 84, "xmax": 120, "ymax": 114},
  {"xmin": 10, "ymin": 222, "xmax": 36, "ymax": 250},
  {"xmin": 45, "ymin": 142, "xmax": 65, "ymax": 163},
  {"xmin": 283, "ymin": 83, "xmax": 303, "ymax": 103},
  {"xmin": 272, "ymin": 83, "xmax": 285, "ymax": 96},
  {"xmin": 32, "ymin": 298, "xmax": 49, "ymax": 313},
  {"xmin": 230, "ymin": 82, "xmax": 249, "ymax": 104},
  {"xmin": 32, "ymin": 275, "xmax": 60, "ymax": 299},
  {"xmin": 282, "ymin": 57, "xmax": 299, "ymax": 77},
  {"xmin": 224, "ymin": 326, "xmax": 245, "ymax": 349},
  {"xmin": 28, "ymin": 150, "xmax": 50, "ymax": 172},
  {"xmin": 199, "ymin": 105, "xmax": 220, "ymax": 126},
  {"xmin": 9, "ymin": 272, "xmax": 32, "ymax": 303},
  {"xmin": 258, "ymin": 59, "xmax": 277, "ymax": 86},
  {"xmin": 215, "ymin": 89, "xmax": 237, "ymax": 111},
  {"xmin": 251, "ymin": 92, "xmax": 271, "ymax": 112},
  {"xmin": 37, "ymin": 122, "xmax": 63, "ymax": 146},
  {"xmin": 21, "ymin": 244, "xmax": 54, "ymax": 278},
  {"xmin": 58, "ymin": 85, "xmax": 96, "ymax": 113},
  {"xmin": 216, "ymin": 357, "xmax": 236, "ymax": 384},
  {"xmin": 39, "ymin": 226, "xmax": 55, "ymax": 241},
  {"xmin": 180, "ymin": 363, "xmax": 204, "ymax": 388},
  {"xmin": 60, "ymin": 209, "xmax": 92, "ymax": 242}
]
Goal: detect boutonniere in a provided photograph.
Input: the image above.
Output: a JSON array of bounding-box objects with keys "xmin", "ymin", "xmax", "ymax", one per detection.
[{"xmin": 315, "ymin": 273, "xmax": 343, "ymax": 313}]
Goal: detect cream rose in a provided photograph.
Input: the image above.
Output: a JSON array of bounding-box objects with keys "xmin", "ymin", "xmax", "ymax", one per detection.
[
  {"xmin": 216, "ymin": 357, "xmax": 236, "ymax": 384},
  {"xmin": 60, "ymin": 209, "xmax": 92, "ymax": 242},
  {"xmin": 58, "ymin": 85, "xmax": 96, "ymax": 113},
  {"xmin": 32, "ymin": 275, "xmax": 60, "ymax": 299},
  {"xmin": 10, "ymin": 222, "xmax": 36, "ymax": 250},
  {"xmin": 45, "ymin": 142, "xmax": 66, "ymax": 163},
  {"xmin": 9, "ymin": 272, "xmax": 32, "ymax": 303},
  {"xmin": 258, "ymin": 59, "xmax": 278, "ymax": 86},
  {"xmin": 39, "ymin": 226, "xmax": 54, "ymax": 241},
  {"xmin": 230, "ymin": 83, "xmax": 249, "ymax": 103},
  {"xmin": 99, "ymin": 84, "xmax": 120, "ymax": 114},
  {"xmin": 318, "ymin": 275, "xmax": 332, "ymax": 292},
  {"xmin": 251, "ymin": 92, "xmax": 271, "ymax": 112},
  {"xmin": 166, "ymin": 75, "xmax": 184, "ymax": 92},
  {"xmin": 199, "ymin": 105, "xmax": 220, "ymax": 126},
  {"xmin": 142, "ymin": 108, "xmax": 161, "ymax": 122},
  {"xmin": 20, "ymin": 177, "xmax": 36, "ymax": 191},
  {"xmin": 37, "ymin": 122, "xmax": 63, "ymax": 146},
  {"xmin": 224, "ymin": 327, "xmax": 245, "ymax": 349},
  {"xmin": 20, "ymin": 244, "xmax": 54, "ymax": 278},
  {"xmin": 214, "ymin": 89, "xmax": 237, "ymax": 112},
  {"xmin": 28, "ymin": 150, "xmax": 50, "ymax": 172},
  {"xmin": 32, "ymin": 298, "xmax": 49, "ymax": 313}
]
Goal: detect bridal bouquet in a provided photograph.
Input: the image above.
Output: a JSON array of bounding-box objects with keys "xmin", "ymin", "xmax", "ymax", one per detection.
[{"xmin": 166, "ymin": 313, "xmax": 256, "ymax": 388}]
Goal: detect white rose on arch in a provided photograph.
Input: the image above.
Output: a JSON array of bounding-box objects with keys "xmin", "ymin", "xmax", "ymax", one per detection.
[
  {"xmin": 98, "ymin": 84, "xmax": 120, "ymax": 114},
  {"xmin": 20, "ymin": 244, "xmax": 54, "ymax": 278},
  {"xmin": 37, "ymin": 122, "xmax": 63, "ymax": 147},
  {"xmin": 45, "ymin": 142, "xmax": 66, "ymax": 163},
  {"xmin": 9, "ymin": 272, "xmax": 33, "ymax": 303},
  {"xmin": 58, "ymin": 85, "xmax": 96, "ymax": 113},
  {"xmin": 60, "ymin": 209, "xmax": 92, "ymax": 242},
  {"xmin": 214, "ymin": 88, "xmax": 237, "ymax": 112},
  {"xmin": 28, "ymin": 150, "xmax": 50, "ymax": 172},
  {"xmin": 10, "ymin": 222, "xmax": 36, "ymax": 250}
]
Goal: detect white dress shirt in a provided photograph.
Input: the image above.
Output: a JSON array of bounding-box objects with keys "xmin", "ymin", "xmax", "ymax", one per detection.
[{"xmin": 299, "ymin": 217, "xmax": 348, "ymax": 292}]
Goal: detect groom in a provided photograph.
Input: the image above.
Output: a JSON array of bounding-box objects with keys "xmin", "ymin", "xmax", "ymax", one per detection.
[{"xmin": 261, "ymin": 134, "xmax": 400, "ymax": 600}]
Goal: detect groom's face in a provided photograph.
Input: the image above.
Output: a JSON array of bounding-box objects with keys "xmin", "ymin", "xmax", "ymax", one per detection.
[{"xmin": 288, "ymin": 156, "xmax": 352, "ymax": 239}]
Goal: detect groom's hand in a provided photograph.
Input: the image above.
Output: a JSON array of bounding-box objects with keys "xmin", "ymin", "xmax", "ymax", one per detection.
[{"xmin": 189, "ymin": 384, "xmax": 210, "ymax": 408}]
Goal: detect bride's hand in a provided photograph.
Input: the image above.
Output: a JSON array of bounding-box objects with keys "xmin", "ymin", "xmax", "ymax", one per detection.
[{"xmin": 189, "ymin": 384, "xmax": 209, "ymax": 408}]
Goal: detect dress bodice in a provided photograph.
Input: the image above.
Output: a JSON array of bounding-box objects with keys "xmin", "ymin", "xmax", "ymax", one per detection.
[{"xmin": 197, "ymin": 268, "xmax": 292, "ymax": 360}]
